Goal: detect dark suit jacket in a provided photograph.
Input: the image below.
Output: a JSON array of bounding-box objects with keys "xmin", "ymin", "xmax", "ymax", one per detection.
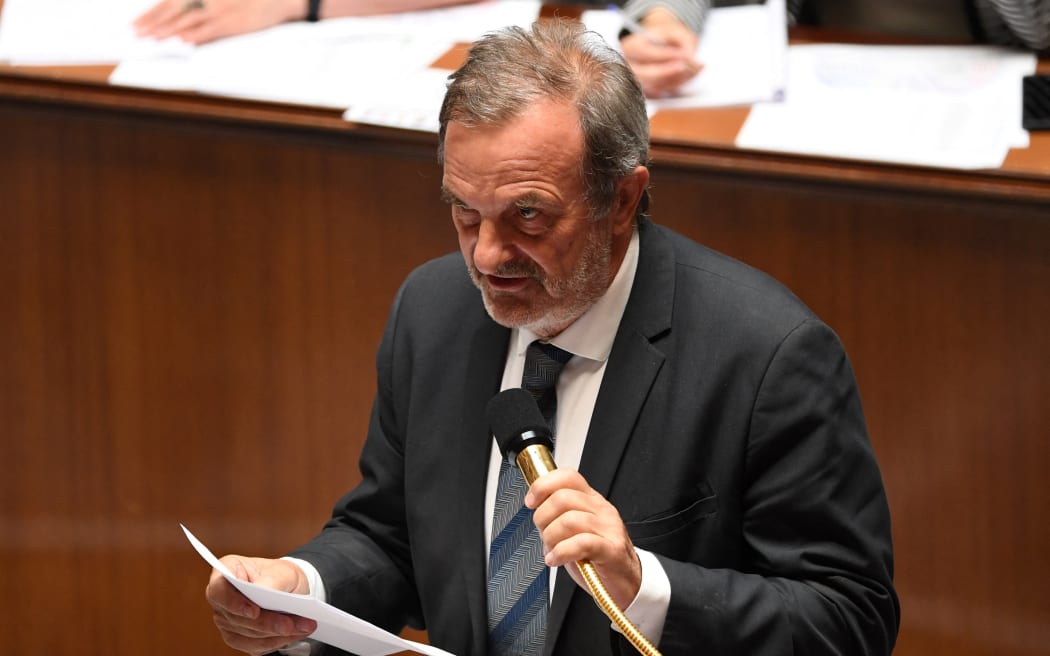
[{"xmin": 289, "ymin": 218, "xmax": 899, "ymax": 656}]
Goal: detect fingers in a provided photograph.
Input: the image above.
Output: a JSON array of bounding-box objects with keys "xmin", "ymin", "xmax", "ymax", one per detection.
[
  {"xmin": 525, "ymin": 468, "xmax": 588, "ymax": 510},
  {"xmin": 162, "ymin": 7, "xmax": 212, "ymax": 41},
  {"xmin": 633, "ymin": 58, "xmax": 704, "ymax": 98},
  {"xmin": 214, "ymin": 606, "xmax": 316, "ymax": 655},
  {"xmin": 134, "ymin": 0, "xmax": 210, "ymax": 41},
  {"xmin": 133, "ymin": 0, "xmax": 235, "ymax": 44},
  {"xmin": 526, "ymin": 470, "xmax": 642, "ymax": 607},
  {"xmin": 620, "ymin": 6, "xmax": 702, "ymax": 97},
  {"xmin": 620, "ymin": 33, "xmax": 688, "ymax": 63},
  {"xmin": 134, "ymin": 0, "xmax": 185, "ymax": 35},
  {"xmin": 528, "ymin": 472, "xmax": 622, "ymax": 564},
  {"xmin": 206, "ymin": 559, "xmax": 259, "ymax": 619},
  {"xmin": 632, "ymin": 6, "xmax": 699, "ymax": 51},
  {"xmin": 205, "ymin": 555, "xmax": 317, "ymax": 654},
  {"xmin": 622, "ymin": 35, "xmax": 703, "ymax": 97},
  {"xmin": 178, "ymin": 14, "xmax": 244, "ymax": 45},
  {"xmin": 134, "ymin": 0, "xmax": 301, "ymax": 44}
]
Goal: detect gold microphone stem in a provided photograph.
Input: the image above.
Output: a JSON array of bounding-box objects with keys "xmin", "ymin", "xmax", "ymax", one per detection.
[
  {"xmin": 516, "ymin": 444, "xmax": 558, "ymax": 482},
  {"xmin": 514, "ymin": 446, "xmax": 663, "ymax": 656}
]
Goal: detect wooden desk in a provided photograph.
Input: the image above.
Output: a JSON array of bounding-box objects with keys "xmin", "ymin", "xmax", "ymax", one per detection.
[{"xmin": 1, "ymin": 30, "xmax": 1048, "ymax": 656}]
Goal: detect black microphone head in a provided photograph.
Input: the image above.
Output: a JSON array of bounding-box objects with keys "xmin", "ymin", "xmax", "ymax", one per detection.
[{"xmin": 486, "ymin": 388, "xmax": 553, "ymax": 458}]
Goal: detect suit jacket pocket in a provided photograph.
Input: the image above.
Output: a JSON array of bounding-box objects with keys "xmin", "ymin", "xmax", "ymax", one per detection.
[{"xmin": 624, "ymin": 488, "xmax": 718, "ymax": 545}]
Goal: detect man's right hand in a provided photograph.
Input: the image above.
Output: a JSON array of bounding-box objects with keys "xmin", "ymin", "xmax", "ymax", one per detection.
[
  {"xmin": 620, "ymin": 7, "xmax": 703, "ymax": 98},
  {"xmin": 206, "ymin": 555, "xmax": 318, "ymax": 655},
  {"xmin": 133, "ymin": 0, "xmax": 303, "ymax": 46}
]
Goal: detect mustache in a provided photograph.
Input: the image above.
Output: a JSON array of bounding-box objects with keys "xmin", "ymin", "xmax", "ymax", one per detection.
[{"xmin": 471, "ymin": 260, "xmax": 545, "ymax": 284}]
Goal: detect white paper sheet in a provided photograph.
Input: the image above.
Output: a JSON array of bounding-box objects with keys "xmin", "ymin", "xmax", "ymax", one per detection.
[
  {"xmin": 109, "ymin": 0, "xmax": 539, "ymax": 112},
  {"xmin": 582, "ymin": 0, "xmax": 788, "ymax": 112},
  {"xmin": 343, "ymin": 67, "xmax": 451, "ymax": 132},
  {"xmin": 736, "ymin": 44, "xmax": 1036, "ymax": 170},
  {"xmin": 319, "ymin": 0, "xmax": 540, "ymax": 43},
  {"xmin": 0, "ymin": 0, "xmax": 192, "ymax": 64},
  {"xmin": 344, "ymin": 0, "xmax": 789, "ymax": 129},
  {"xmin": 114, "ymin": 20, "xmax": 454, "ymax": 110},
  {"xmin": 181, "ymin": 524, "xmax": 455, "ymax": 656}
]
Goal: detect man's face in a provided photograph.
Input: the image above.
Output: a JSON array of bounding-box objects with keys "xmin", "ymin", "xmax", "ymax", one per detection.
[{"xmin": 441, "ymin": 99, "xmax": 624, "ymax": 338}]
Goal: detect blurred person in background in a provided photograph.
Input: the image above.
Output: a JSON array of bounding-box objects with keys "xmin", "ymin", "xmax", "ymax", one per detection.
[{"xmin": 134, "ymin": 0, "xmax": 708, "ymax": 97}]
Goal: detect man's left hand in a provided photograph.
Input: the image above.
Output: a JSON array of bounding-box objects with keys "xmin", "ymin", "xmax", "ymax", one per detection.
[{"xmin": 526, "ymin": 469, "xmax": 642, "ymax": 610}]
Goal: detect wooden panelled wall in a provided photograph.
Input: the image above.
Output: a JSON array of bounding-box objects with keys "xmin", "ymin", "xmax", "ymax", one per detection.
[{"xmin": 1, "ymin": 96, "xmax": 1047, "ymax": 655}]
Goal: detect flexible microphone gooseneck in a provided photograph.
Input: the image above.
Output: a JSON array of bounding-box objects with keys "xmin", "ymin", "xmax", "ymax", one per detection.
[{"xmin": 486, "ymin": 388, "xmax": 662, "ymax": 656}]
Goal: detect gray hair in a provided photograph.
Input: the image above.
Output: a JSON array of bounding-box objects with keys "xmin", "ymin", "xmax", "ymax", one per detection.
[{"xmin": 437, "ymin": 19, "xmax": 650, "ymax": 219}]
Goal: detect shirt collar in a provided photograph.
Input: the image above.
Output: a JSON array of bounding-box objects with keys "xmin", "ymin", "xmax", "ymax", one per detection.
[{"xmin": 513, "ymin": 228, "xmax": 640, "ymax": 363}]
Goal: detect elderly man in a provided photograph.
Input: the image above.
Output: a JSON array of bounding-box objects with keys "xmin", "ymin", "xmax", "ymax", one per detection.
[{"xmin": 204, "ymin": 19, "xmax": 899, "ymax": 656}]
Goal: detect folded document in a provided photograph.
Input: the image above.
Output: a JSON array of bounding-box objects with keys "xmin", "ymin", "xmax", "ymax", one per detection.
[{"xmin": 182, "ymin": 524, "xmax": 455, "ymax": 656}]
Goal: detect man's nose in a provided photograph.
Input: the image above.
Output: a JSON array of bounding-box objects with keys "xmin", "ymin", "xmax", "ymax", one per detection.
[{"xmin": 472, "ymin": 218, "xmax": 513, "ymax": 274}]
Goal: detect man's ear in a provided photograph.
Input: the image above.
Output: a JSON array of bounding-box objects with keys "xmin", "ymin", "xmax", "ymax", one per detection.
[{"xmin": 612, "ymin": 166, "xmax": 650, "ymax": 236}]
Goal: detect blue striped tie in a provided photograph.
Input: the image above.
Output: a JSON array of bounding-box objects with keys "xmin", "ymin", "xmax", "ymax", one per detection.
[{"xmin": 487, "ymin": 341, "xmax": 573, "ymax": 656}]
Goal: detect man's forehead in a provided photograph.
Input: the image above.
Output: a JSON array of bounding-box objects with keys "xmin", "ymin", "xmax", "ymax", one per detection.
[
  {"xmin": 446, "ymin": 99, "xmax": 580, "ymax": 141},
  {"xmin": 444, "ymin": 115, "xmax": 582, "ymax": 175}
]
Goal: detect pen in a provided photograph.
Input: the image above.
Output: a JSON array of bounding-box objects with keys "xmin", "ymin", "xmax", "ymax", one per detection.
[{"xmin": 617, "ymin": 11, "xmax": 668, "ymax": 46}]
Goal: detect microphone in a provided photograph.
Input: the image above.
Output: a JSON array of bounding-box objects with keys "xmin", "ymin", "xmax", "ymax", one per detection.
[
  {"xmin": 486, "ymin": 387, "xmax": 558, "ymax": 485},
  {"xmin": 485, "ymin": 388, "xmax": 663, "ymax": 656}
]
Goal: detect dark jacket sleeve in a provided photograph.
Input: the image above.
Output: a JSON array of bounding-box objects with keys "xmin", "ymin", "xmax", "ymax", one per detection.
[
  {"xmin": 654, "ymin": 319, "xmax": 899, "ymax": 655},
  {"xmin": 976, "ymin": 0, "xmax": 1050, "ymax": 50},
  {"xmin": 286, "ymin": 280, "xmax": 423, "ymax": 637}
]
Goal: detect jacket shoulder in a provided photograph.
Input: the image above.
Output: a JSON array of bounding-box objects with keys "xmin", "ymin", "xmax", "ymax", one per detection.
[{"xmin": 655, "ymin": 224, "xmax": 818, "ymax": 334}]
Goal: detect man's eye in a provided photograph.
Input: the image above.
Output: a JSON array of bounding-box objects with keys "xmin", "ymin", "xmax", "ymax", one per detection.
[
  {"xmin": 453, "ymin": 205, "xmax": 480, "ymax": 225},
  {"xmin": 518, "ymin": 207, "xmax": 539, "ymax": 220}
]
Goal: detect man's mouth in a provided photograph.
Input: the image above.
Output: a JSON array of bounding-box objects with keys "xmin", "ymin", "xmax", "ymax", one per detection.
[{"xmin": 484, "ymin": 275, "xmax": 531, "ymax": 293}]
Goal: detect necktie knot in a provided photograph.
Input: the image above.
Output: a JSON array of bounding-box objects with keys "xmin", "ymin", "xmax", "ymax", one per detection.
[{"xmin": 521, "ymin": 341, "xmax": 573, "ymax": 425}]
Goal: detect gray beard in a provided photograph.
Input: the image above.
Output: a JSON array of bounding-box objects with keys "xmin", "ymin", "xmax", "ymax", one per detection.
[{"xmin": 469, "ymin": 223, "xmax": 612, "ymax": 338}]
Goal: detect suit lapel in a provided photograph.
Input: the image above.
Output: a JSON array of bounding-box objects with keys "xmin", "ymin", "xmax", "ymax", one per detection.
[
  {"xmin": 578, "ymin": 219, "xmax": 674, "ymax": 494},
  {"xmin": 458, "ymin": 318, "xmax": 510, "ymax": 655},
  {"xmin": 545, "ymin": 219, "xmax": 676, "ymax": 654}
]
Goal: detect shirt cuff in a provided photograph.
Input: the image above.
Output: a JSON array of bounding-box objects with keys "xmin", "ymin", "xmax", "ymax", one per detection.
[
  {"xmin": 621, "ymin": 0, "xmax": 711, "ymax": 35},
  {"xmin": 281, "ymin": 556, "xmax": 327, "ymax": 604},
  {"xmin": 273, "ymin": 640, "xmax": 316, "ymax": 656},
  {"xmin": 615, "ymin": 548, "xmax": 670, "ymax": 644}
]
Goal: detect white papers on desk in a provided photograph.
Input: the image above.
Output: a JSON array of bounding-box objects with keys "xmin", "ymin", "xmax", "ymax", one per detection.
[
  {"xmin": 736, "ymin": 44, "xmax": 1037, "ymax": 170},
  {"xmin": 113, "ymin": 20, "xmax": 455, "ymax": 110},
  {"xmin": 582, "ymin": 0, "xmax": 788, "ymax": 112},
  {"xmin": 330, "ymin": 0, "xmax": 542, "ymax": 131},
  {"xmin": 0, "ymin": 0, "xmax": 191, "ymax": 64},
  {"xmin": 109, "ymin": 0, "xmax": 539, "ymax": 121},
  {"xmin": 331, "ymin": 0, "xmax": 540, "ymax": 43},
  {"xmin": 343, "ymin": 67, "xmax": 451, "ymax": 132},
  {"xmin": 181, "ymin": 524, "xmax": 455, "ymax": 656},
  {"xmin": 338, "ymin": 0, "xmax": 785, "ymax": 130}
]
